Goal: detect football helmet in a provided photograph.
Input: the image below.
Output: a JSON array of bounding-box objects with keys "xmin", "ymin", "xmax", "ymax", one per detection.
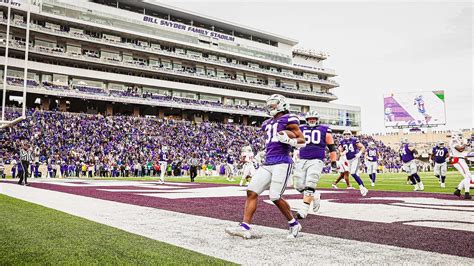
[
  {"xmin": 451, "ymin": 131, "xmax": 463, "ymax": 140},
  {"xmin": 368, "ymin": 141, "xmax": 376, "ymax": 148},
  {"xmin": 342, "ymin": 130, "xmax": 352, "ymax": 140},
  {"xmin": 437, "ymin": 141, "xmax": 444, "ymax": 148},
  {"xmin": 305, "ymin": 110, "xmax": 319, "ymax": 127},
  {"xmin": 400, "ymin": 137, "xmax": 408, "ymax": 144},
  {"xmin": 266, "ymin": 94, "xmax": 290, "ymax": 116},
  {"xmin": 241, "ymin": 145, "xmax": 252, "ymax": 153}
]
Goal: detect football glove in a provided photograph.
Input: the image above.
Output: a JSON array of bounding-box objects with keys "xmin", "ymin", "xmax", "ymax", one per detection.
[{"xmin": 276, "ymin": 131, "xmax": 296, "ymax": 146}]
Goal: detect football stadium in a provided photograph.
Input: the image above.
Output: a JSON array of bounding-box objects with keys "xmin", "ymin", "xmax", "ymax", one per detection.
[{"xmin": 0, "ymin": 0, "xmax": 473, "ymax": 264}]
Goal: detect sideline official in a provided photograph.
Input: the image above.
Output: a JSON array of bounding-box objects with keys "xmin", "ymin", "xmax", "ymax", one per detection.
[
  {"xmin": 189, "ymin": 154, "xmax": 198, "ymax": 182},
  {"xmin": 19, "ymin": 143, "xmax": 33, "ymax": 186}
]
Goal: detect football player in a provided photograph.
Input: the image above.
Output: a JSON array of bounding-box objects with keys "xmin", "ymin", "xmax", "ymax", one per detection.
[
  {"xmin": 399, "ymin": 138, "xmax": 424, "ymax": 191},
  {"xmin": 293, "ymin": 111, "xmax": 337, "ymax": 219},
  {"xmin": 225, "ymin": 151, "xmax": 236, "ymax": 182},
  {"xmin": 431, "ymin": 141, "xmax": 449, "ymax": 188},
  {"xmin": 413, "ymin": 95, "xmax": 432, "ymax": 124},
  {"xmin": 225, "ymin": 94, "xmax": 306, "ymax": 239},
  {"xmin": 239, "ymin": 145, "xmax": 256, "ymax": 186},
  {"xmin": 339, "ymin": 130, "xmax": 368, "ymax": 196},
  {"xmin": 332, "ymin": 152, "xmax": 354, "ymax": 189},
  {"xmin": 158, "ymin": 146, "xmax": 168, "ymax": 184},
  {"xmin": 365, "ymin": 141, "xmax": 381, "ymax": 187},
  {"xmin": 384, "ymin": 107, "xmax": 395, "ymax": 122},
  {"xmin": 450, "ymin": 131, "xmax": 472, "ymax": 199}
]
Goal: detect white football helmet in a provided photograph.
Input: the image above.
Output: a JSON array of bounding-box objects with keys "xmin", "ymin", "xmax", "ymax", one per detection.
[
  {"xmin": 451, "ymin": 131, "xmax": 463, "ymax": 140},
  {"xmin": 368, "ymin": 141, "xmax": 376, "ymax": 148},
  {"xmin": 384, "ymin": 107, "xmax": 392, "ymax": 115},
  {"xmin": 242, "ymin": 145, "xmax": 252, "ymax": 153},
  {"xmin": 437, "ymin": 141, "xmax": 444, "ymax": 148},
  {"xmin": 162, "ymin": 146, "xmax": 168, "ymax": 152},
  {"xmin": 342, "ymin": 130, "xmax": 352, "ymax": 140},
  {"xmin": 400, "ymin": 137, "xmax": 408, "ymax": 144},
  {"xmin": 305, "ymin": 110, "xmax": 320, "ymax": 127},
  {"xmin": 266, "ymin": 94, "xmax": 290, "ymax": 116}
]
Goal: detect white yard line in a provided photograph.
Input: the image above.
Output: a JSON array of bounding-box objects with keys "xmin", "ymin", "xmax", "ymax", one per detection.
[{"xmin": 1, "ymin": 183, "xmax": 473, "ymax": 265}]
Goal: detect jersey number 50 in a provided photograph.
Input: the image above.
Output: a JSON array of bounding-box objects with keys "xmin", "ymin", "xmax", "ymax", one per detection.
[{"xmin": 303, "ymin": 130, "xmax": 321, "ymax": 144}]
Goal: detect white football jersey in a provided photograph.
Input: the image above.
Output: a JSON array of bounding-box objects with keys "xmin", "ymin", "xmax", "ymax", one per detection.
[
  {"xmin": 449, "ymin": 138, "xmax": 468, "ymax": 157},
  {"xmin": 254, "ymin": 151, "xmax": 265, "ymax": 164},
  {"xmin": 241, "ymin": 152, "xmax": 254, "ymax": 163}
]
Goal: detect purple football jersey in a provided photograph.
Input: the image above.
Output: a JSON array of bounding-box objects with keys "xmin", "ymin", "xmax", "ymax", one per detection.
[
  {"xmin": 339, "ymin": 137, "xmax": 360, "ymax": 160},
  {"xmin": 367, "ymin": 147, "xmax": 378, "ymax": 162},
  {"xmin": 262, "ymin": 113, "xmax": 300, "ymax": 165},
  {"xmin": 399, "ymin": 144, "xmax": 415, "ymax": 163},
  {"xmin": 226, "ymin": 155, "xmax": 235, "ymax": 164},
  {"xmin": 432, "ymin": 147, "xmax": 448, "ymax": 163},
  {"xmin": 299, "ymin": 124, "xmax": 331, "ymax": 160},
  {"xmin": 159, "ymin": 152, "xmax": 167, "ymax": 162}
]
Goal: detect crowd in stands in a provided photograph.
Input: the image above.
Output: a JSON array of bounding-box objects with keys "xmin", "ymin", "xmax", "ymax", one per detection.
[{"xmin": 1, "ymin": 110, "xmax": 406, "ymax": 178}]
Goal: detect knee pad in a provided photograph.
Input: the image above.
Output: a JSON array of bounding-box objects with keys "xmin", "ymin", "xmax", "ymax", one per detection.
[
  {"xmin": 303, "ymin": 186, "xmax": 315, "ymax": 197},
  {"xmin": 305, "ymin": 173, "xmax": 319, "ymax": 188},
  {"xmin": 293, "ymin": 175, "xmax": 305, "ymax": 193}
]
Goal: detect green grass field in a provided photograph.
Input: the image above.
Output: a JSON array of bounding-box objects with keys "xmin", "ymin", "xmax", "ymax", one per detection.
[
  {"xmin": 80, "ymin": 171, "xmax": 467, "ymax": 194},
  {"xmin": 0, "ymin": 194, "xmax": 233, "ymax": 265},
  {"xmin": 0, "ymin": 171, "xmax": 469, "ymax": 264}
]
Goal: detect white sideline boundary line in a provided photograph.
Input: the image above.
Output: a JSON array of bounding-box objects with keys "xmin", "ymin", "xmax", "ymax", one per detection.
[{"xmin": 1, "ymin": 183, "xmax": 473, "ymax": 265}]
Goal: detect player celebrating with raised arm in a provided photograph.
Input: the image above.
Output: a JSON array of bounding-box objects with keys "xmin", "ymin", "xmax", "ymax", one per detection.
[
  {"xmin": 225, "ymin": 94, "xmax": 306, "ymax": 239},
  {"xmin": 365, "ymin": 141, "xmax": 381, "ymax": 187},
  {"xmin": 431, "ymin": 141, "xmax": 449, "ymax": 188},
  {"xmin": 450, "ymin": 131, "xmax": 472, "ymax": 199},
  {"xmin": 339, "ymin": 130, "xmax": 368, "ymax": 196},
  {"xmin": 399, "ymin": 138, "xmax": 424, "ymax": 191},
  {"xmin": 293, "ymin": 111, "xmax": 337, "ymax": 219}
]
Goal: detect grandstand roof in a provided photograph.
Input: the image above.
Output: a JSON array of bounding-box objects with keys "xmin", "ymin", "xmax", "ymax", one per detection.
[{"xmin": 129, "ymin": 0, "xmax": 299, "ymax": 46}]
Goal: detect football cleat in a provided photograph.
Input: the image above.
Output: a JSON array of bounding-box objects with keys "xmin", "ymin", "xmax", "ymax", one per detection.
[
  {"xmin": 225, "ymin": 223, "xmax": 256, "ymax": 239},
  {"xmin": 464, "ymin": 193, "xmax": 472, "ymax": 200},
  {"xmin": 346, "ymin": 186, "xmax": 355, "ymax": 190},
  {"xmin": 313, "ymin": 194, "xmax": 321, "ymax": 213},
  {"xmin": 371, "ymin": 182, "xmax": 375, "ymax": 187},
  {"xmin": 440, "ymin": 183, "xmax": 445, "ymax": 188},
  {"xmin": 454, "ymin": 189, "xmax": 461, "ymax": 197},
  {"xmin": 296, "ymin": 211, "xmax": 307, "ymax": 219},
  {"xmin": 414, "ymin": 183, "xmax": 420, "ymax": 191},
  {"xmin": 418, "ymin": 182, "xmax": 424, "ymax": 191},
  {"xmin": 332, "ymin": 184, "xmax": 338, "ymax": 189},
  {"xmin": 360, "ymin": 186, "xmax": 368, "ymax": 196},
  {"xmin": 287, "ymin": 222, "xmax": 302, "ymax": 239}
]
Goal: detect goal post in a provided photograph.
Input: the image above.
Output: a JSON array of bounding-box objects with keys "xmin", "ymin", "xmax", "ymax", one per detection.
[{"xmin": 0, "ymin": 0, "xmax": 31, "ymax": 129}]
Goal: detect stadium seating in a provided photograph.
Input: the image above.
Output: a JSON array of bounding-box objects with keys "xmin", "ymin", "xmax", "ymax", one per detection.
[
  {"xmin": 1, "ymin": 28, "xmax": 337, "ymax": 97},
  {"xmin": 1, "ymin": 110, "xmax": 400, "ymax": 175}
]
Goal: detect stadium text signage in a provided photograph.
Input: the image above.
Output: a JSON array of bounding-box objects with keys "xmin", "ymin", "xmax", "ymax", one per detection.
[
  {"xmin": 143, "ymin": 15, "xmax": 235, "ymax": 42},
  {"xmin": 0, "ymin": 0, "xmax": 21, "ymax": 7}
]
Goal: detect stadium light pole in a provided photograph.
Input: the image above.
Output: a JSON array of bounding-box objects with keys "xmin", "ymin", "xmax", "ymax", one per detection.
[
  {"xmin": 1, "ymin": 2, "xmax": 11, "ymax": 122},
  {"xmin": 22, "ymin": 0, "xmax": 31, "ymax": 118}
]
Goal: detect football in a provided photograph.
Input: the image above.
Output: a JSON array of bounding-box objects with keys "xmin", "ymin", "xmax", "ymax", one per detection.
[{"xmin": 278, "ymin": 130, "xmax": 297, "ymax": 139}]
